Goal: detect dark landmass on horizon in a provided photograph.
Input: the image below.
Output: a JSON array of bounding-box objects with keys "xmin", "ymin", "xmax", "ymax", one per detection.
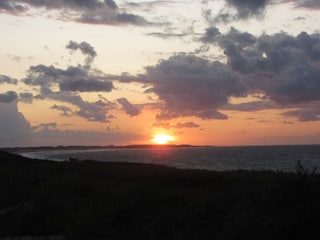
[
  {"xmin": 3, "ymin": 144, "xmax": 320, "ymax": 154},
  {"xmin": 3, "ymin": 144, "xmax": 198, "ymax": 153},
  {"xmin": 1, "ymin": 150, "xmax": 320, "ymax": 239}
]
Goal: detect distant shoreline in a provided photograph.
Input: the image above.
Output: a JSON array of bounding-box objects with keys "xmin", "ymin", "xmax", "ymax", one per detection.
[
  {"xmin": 2, "ymin": 144, "xmax": 199, "ymax": 153},
  {"xmin": 3, "ymin": 143, "xmax": 320, "ymax": 153}
]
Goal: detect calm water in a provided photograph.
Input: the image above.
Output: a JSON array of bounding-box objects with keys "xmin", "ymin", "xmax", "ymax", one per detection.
[{"xmin": 20, "ymin": 145, "xmax": 320, "ymax": 172}]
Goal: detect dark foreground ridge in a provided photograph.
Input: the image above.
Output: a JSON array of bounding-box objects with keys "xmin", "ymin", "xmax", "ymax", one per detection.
[{"xmin": 1, "ymin": 150, "xmax": 320, "ymax": 239}]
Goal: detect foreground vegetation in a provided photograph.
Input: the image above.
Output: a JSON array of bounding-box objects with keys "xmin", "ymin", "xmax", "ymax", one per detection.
[{"xmin": 1, "ymin": 150, "xmax": 320, "ymax": 239}]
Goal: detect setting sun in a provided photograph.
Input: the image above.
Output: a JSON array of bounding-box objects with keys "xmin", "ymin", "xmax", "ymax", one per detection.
[{"xmin": 151, "ymin": 134, "xmax": 174, "ymax": 145}]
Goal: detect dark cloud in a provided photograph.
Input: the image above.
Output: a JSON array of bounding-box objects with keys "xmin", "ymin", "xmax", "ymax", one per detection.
[
  {"xmin": 0, "ymin": 99, "xmax": 141, "ymax": 147},
  {"xmin": 153, "ymin": 121, "xmax": 201, "ymax": 129},
  {"xmin": 0, "ymin": 101, "xmax": 31, "ymax": 147},
  {"xmin": 41, "ymin": 90, "xmax": 115, "ymax": 122},
  {"xmin": 0, "ymin": 0, "xmax": 150, "ymax": 26},
  {"xmin": 202, "ymin": 0, "xmax": 271, "ymax": 24},
  {"xmin": 24, "ymin": 0, "xmax": 114, "ymax": 9},
  {"xmin": 282, "ymin": 109, "xmax": 320, "ymax": 121},
  {"xmin": 0, "ymin": 0, "xmax": 26, "ymax": 14},
  {"xmin": 195, "ymin": 109, "xmax": 228, "ymax": 120},
  {"xmin": 24, "ymin": 65, "xmax": 113, "ymax": 92},
  {"xmin": 281, "ymin": 103, "xmax": 320, "ymax": 121},
  {"xmin": 202, "ymin": 0, "xmax": 320, "ymax": 25},
  {"xmin": 114, "ymin": 12, "xmax": 148, "ymax": 25},
  {"xmin": 222, "ymin": 101, "xmax": 277, "ymax": 111},
  {"xmin": 174, "ymin": 122, "xmax": 200, "ymax": 128},
  {"xmin": 202, "ymin": 0, "xmax": 320, "ymax": 26},
  {"xmin": 19, "ymin": 92, "xmax": 33, "ymax": 104},
  {"xmin": 32, "ymin": 122, "xmax": 57, "ymax": 131},
  {"xmin": 51, "ymin": 104, "xmax": 73, "ymax": 116},
  {"xmin": 146, "ymin": 32, "xmax": 188, "ymax": 39},
  {"xmin": 117, "ymin": 98, "xmax": 140, "ymax": 116},
  {"xmin": 225, "ymin": 0, "xmax": 270, "ymax": 18},
  {"xmin": 75, "ymin": 97, "xmax": 115, "ymax": 123},
  {"xmin": 200, "ymin": 27, "xmax": 257, "ymax": 49},
  {"xmin": 66, "ymin": 41, "xmax": 97, "ymax": 66},
  {"xmin": 59, "ymin": 78, "xmax": 113, "ymax": 92},
  {"xmin": 200, "ymin": 27, "xmax": 221, "ymax": 43},
  {"xmin": 78, "ymin": 10, "xmax": 148, "ymax": 26},
  {"xmin": 110, "ymin": 29, "xmax": 320, "ymax": 122},
  {"xmin": 202, "ymin": 29, "xmax": 320, "ymax": 106},
  {"xmin": 199, "ymin": 28, "xmax": 320, "ymax": 121},
  {"xmin": 105, "ymin": 0, "xmax": 118, "ymax": 10},
  {"xmin": 142, "ymin": 54, "xmax": 246, "ymax": 120},
  {"xmin": 0, "ymin": 75, "xmax": 18, "ymax": 85},
  {"xmin": 0, "ymin": 91, "xmax": 18, "ymax": 103},
  {"xmin": 295, "ymin": 0, "xmax": 320, "ymax": 9},
  {"xmin": 21, "ymin": 40, "xmax": 116, "ymax": 123},
  {"xmin": 23, "ymin": 65, "xmax": 114, "ymax": 122}
]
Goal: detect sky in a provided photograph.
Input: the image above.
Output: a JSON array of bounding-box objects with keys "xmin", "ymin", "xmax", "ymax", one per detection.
[{"xmin": 0, "ymin": 0, "xmax": 320, "ymax": 147}]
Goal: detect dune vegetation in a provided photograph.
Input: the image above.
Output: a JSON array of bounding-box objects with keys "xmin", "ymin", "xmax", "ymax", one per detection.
[{"xmin": 1, "ymin": 150, "xmax": 320, "ymax": 239}]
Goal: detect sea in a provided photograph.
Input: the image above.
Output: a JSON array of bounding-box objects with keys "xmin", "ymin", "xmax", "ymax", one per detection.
[{"xmin": 19, "ymin": 145, "xmax": 320, "ymax": 173}]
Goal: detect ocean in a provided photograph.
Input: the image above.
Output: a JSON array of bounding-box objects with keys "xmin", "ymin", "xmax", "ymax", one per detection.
[{"xmin": 19, "ymin": 145, "xmax": 320, "ymax": 172}]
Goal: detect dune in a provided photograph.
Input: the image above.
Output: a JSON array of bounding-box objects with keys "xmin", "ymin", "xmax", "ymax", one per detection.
[{"xmin": 1, "ymin": 150, "xmax": 320, "ymax": 240}]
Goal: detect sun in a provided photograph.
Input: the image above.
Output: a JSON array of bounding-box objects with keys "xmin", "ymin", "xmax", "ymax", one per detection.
[{"xmin": 151, "ymin": 134, "xmax": 174, "ymax": 145}]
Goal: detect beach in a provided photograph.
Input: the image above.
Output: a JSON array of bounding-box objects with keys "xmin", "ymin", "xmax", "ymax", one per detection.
[{"xmin": 1, "ymin": 150, "xmax": 320, "ymax": 239}]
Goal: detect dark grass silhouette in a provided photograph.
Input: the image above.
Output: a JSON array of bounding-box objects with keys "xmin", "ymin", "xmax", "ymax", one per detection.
[{"xmin": 1, "ymin": 150, "xmax": 320, "ymax": 239}]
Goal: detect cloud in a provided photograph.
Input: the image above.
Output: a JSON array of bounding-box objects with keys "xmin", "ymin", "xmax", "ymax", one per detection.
[
  {"xmin": 225, "ymin": 0, "xmax": 270, "ymax": 18},
  {"xmin": 195, "ymin": 109, "xmax": 228, "ymax": 120},
  {"xmin": 117, "ymin": 98, "xmax": 140, "ymax": 116},
  {"xmin": 109, "ymin": 28, "xmax": 320, "ymax": 122},
  {"xmin": 222, "ymin": 101, "xmax": 277, "ymax": 111},
  {"xmin": 0, "ymin": 100, "xmax": 141, "ymax": 147},
  {"xmin": 201, "ymin": 27, "xmax": 320, "ymax": 121},
  {"xmin": 146, "ymin": 32, "xmax": 189, "ymax": 39},
  {"xmin": 202, "ymin": 0, "xmax": 320, "ymax": 25},
  {"xmin": 0, "ymin": 75, "xmax": 18, "ymax": 85},
  {"xmin": 200, "ymin": 27, "xmax": 221, "ymax": 43},
  {"xmin": 24, "ymin": 64, "xmax": 113, "ymax": 92},
  {"xmin": 59, "ymin": 77, "xmax": 113, "ymax": 92},
  {"xmin": 282, "ymin": 109, "xmax": 320, "ymax": 121},
  {"xmin": 153, "ymin": 121, "xmax": 201, "ymax": 129},
  {"xmin": 202, "ymin": 0, "xmax": 271, "ymax": 24},
  {"xmin": 106, "ymin": 28, "xmax": 320, "ymax": 122},
  {"xmin": 51, "ymin": 104, "xmax": 73, "ymax": 116},
  {"xmin": 0, "ymin": 0, "xmax": 150, "ymax": 26},
  {"xmin": 66, "ymin": 40, "xmax": 97, "ymax": 66},
  {"xmin": 23, "ymin": 65, "xmax": 114, "ymax": 122},
  {"xmin": 20, "ymin": 40, "xmax": 116, "ymax": 123},
  {"xmin": 141, "ymin": 54, "xmax": 246, "ymax": 120},
  {"xmin": 0, "ymin": 91, "xmax": 18, "ymax": 103},
  {"xmin": 295, "ymin": 0, "xmax": 320, "ymax": 9},
  {"xmin": 281, "ymin": 102, "xmax": 320, "ymax": 121},
  {"xmin": 43, "ymin": 90, "xmax": 115, "ymax": 123},
  {"xmin": 32, "ymin": 122, "xmax": 57, "ymax": 131},
  {"xmin": 0, "ymin": 101, "xmax": 31, "ymax": 147},
  {"xmin": 202, "ymin": 28, "xmax": 320, "ymax": 105},
  {"xmin": 0, "ymin": 96, "xmax": 141, "ymax": 147},
  {"xmin": 19, "ymin": 92, "xmax": 33, "ymax": 104},
  {"xmin": 0, "ymin": 0, "xmax": 26, "ymax": 14}
]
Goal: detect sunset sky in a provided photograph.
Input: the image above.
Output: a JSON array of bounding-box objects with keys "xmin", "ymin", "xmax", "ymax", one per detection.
[{"xmin": 1, "ymin": 0, "xmax": 320, "ymax": 147}]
